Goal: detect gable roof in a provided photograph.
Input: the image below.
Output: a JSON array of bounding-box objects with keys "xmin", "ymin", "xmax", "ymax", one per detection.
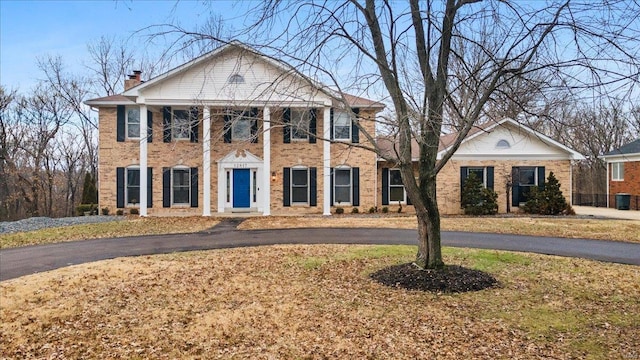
[
  {"xmin": 86, "ymin": 41, "xmax": 384, "ymax": 109},
  {"xmin": 377, "ymin": 118, "xmax": 585, "ymax": 161},
  {"xmin": 602, "ymin": 138, "xmax": 640, "ymax": 158}
]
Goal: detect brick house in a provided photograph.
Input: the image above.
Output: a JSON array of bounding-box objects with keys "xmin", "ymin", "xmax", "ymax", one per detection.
[
  {"xmin": 377, "ymin": 118, "xmax": 585, "ymax": 214},
  {"xmin": 602, "ymin": 138, "xmax": 640, "ymax": 210},
  {"xmin": 86, "ymin": 41, "xmax": 584, "ymax": 216}
]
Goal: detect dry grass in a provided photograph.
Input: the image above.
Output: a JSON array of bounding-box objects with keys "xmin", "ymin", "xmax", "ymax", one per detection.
[
  {"xmin": 1, "ymin": 244, "xmax": 638, "ymax": 359},
  {"xmin": 0, "ymin": 217, "xmax": 220, "ymax": 248},
  {"xmin": 238, "ymin": 215, "xmax": 640, "ymax": 243}
]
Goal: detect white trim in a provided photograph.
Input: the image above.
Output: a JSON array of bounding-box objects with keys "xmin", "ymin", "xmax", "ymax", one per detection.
[
  {"xmin": 139, "ymin": 105, "xmax": 148, "ymax": 216},
  {"xmin": 601, "ymin": 153, "xmax": 640, "ymax": 162},
  {"xmin": 202, "ymin": 106, "xmax": 211, "ymax": 216},
  {"xmin": 388, "ymin": 168, "xmax": 407, "ymax": 204},
  {"xmin": 263, "ymin": 107, "xmax": 271, "ymax": 216},
  {"xmin": 611, "ymin": 162, "xmax": 624, "ymax": 181},
  {"xmin": 125, "ymin": 166, "xmax": 141, "ymax": 207},
  {"xmin": 217, "ymin": 150, "xmax": 264, "ymax": 212},
  {"xmin": 323, "ymin": 105, "xmax": 331, "ymax": 215},
  {"xmin": 333, "ymin": 167, "xmax": 353, "ymax": 205}
]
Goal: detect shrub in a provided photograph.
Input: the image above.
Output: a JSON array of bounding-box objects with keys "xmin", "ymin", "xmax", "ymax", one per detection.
[
  {"xmin": 523, "ymin": 172, "xmax": 570, "ymax": 215},
  {"xmin": 368, "ymin": 206, "xmax": 377, "ymax": 214},
  {"xmin": 382, "ymin": 206, "xmax": 389, "ymax": 214},
  {"xmin": 101, "ymin": 208, "xmax": 109, "ymax": 216},
  {"xmin": 351, "ymin": 207, "xmax": 359, "ymax": 214},
  {"xmin": 76, "ymin": 203, "xmax": 95, "ymax": 216},
  {"xmin": 461, "ymin": 173, "xmax": 498, "ymax": 215},
  {"xmin": 335, "ymin": 207, "xmax": 344, "ymax": 214},
  {"xmin": 116, "ymin": 209, "xmax": 124, "ymax": 216},
  {"xmin": 129, "ymin": 208, "xmax": 140, "ymax": 215}
]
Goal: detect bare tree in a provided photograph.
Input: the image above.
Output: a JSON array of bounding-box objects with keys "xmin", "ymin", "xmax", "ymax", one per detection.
[{"xmin": 148, "ymin": 0, "xmax": 640, "ymax": 269}]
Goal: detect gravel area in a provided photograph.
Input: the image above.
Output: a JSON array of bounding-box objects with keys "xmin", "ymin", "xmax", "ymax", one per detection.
[{"xmin": 0, "ymin": 216, "xmax": 125, "ymax": 235}]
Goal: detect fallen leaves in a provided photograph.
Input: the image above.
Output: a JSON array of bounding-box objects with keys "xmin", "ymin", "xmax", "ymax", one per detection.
[{"xmin": 1, "ymin": 245, "xmax": 639, "ymax": 359}]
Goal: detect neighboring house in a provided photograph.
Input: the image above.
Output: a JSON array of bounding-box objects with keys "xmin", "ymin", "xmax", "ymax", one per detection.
[
  {"xmin": 86, "ymin": 41, "xmax": 584, "ymax": 216},
  {"xmin": 377, "ymin": 119, "xmax": 585, "ymax": 214},
  {"xmin": 601, "ymin": 138, "xmax": 640, "ymax": 210}
]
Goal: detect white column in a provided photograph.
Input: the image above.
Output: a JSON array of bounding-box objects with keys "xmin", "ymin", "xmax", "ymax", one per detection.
[
  {"xmin": 323, "ymin": 105, "xmax": 331, "ymax": 215},
  {"xmin": 139, "ymin": 105, "xmax": 148, "ymax": 217},
  {"xmin": 262, "ymin": 107, "xmax": 271, "ymax": 216},
  {"xmin": 202, "ymin": 106, "xmax": 211, "ymax": 216}
]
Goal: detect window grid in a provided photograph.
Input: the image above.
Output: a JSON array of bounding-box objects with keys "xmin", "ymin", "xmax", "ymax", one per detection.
[
  {"xmin": 126, "ymin": 106, "xmax": 140, "ymax": 139},
  {"xmin": 126, "ymin": 168, "xmax": 140, "ymax": 205},
  {"xmin": 291, "ymin": 168, "xmax": 309, "ymax": 204},
  {"xmin": 333, "ymin": 111, "xmax": 351, "ymax": 141},
  {"xmin": 334, "ymin": 169, "xmax": 351, "ymax": 204},
  {"xmin": 172, "ymin": 168, "xmax": 190, "ymax": 205},
  {"xmin": 389, "ymin": 169, "xmax": 406, "ymax": 203}
]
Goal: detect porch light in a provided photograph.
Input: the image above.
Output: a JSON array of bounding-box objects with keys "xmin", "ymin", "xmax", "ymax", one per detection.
[{"xmin": 271, "ymin": 171, "xmax": 277, "ymax": 182}]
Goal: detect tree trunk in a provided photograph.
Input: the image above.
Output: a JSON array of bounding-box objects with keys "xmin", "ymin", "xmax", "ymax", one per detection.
[{"xmin": 415, "ymin": 179, "xmax": 444, "ymax": 269}]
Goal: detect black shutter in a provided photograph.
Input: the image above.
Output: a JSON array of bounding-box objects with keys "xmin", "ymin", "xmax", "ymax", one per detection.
[
  {"xmin": 190, "ymin": 107, "xmax": 199, "ymax": 143},
  {"xmin": 330, "ymin": 108, "xmax": 334, "ymax": 141},
  {"xmin": 309, "ymin": 109, "xmax": 317, "ymax": 144},
  {"xmin": 146, "ymin": 167, "xmax": 153, "ymax": 208},
  {"xmin": 512, "ymin": 167, "xmax": 519, "ymax": 206},
  {"xmin": 117, "ymin": 105, "xmax": 125, "ymax": 142},
  {"xmin": 283, "ymin": 108, "xmax": 291, "ymax": 143},
  {"xmin": 224, "ymin": 114, "xmax": 232, "ymax": 143},
  {"xmin": 351, "ymin": 108, "xmax": 360, "ymax": 143},
  {"xmin": 251, "ymin": 107, "xmax": 259, "ymax": 143},
  {"xmin": 283, "ymin": 167, "xmax": 291, "ymax": 206},
  {"xmin": 537, "ymin": 166, "xmax": 546, "ymax": 190},
  {"xmin": 147, "ymin": 111, "xmax": 153, "ymax": 143},
  {"xmin": 190, "ymin": 167, "xmax": 198, "ymax": 207},
  {"xmin": 352, "ymin": 167, "xmax": 360, "ymax": 207},
  {"xmin": 310, "ymin": 167, "xmax": 317, "ymax": 206},
  {"xmin": 163, "ymin": 107, "xmax": 171, "ymax": 143},
  {"xmin": 163, "ymin": 167, "xmax": 171, "ymax": 208},
  {"xmin": 382, "ymin": 168, "xmax": 389, "ymax": 205},
  {"xmin": 460, "ymin": 167, "xmax": 468, "ymax": 203},
  {"xmin": 116, "ymin": 167, "xmax": 125, "ymax": 208},
  {"xmin": 487, "ymin": 166, "xmax": 494, "ymax": 191},
  {"xmin": 330, "ymin": 167, "xmax": 334, "ymax": 206}
]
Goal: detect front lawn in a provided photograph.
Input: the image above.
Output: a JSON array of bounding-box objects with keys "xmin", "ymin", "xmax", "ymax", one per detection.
[{"xmin": 1, "ymin": 245, "xmax": 638, "ymax": 359}]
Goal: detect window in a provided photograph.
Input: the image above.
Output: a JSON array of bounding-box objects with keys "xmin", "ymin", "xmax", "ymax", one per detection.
[
  {"xmin": 126, "ymin": 106, "xmax": 140, "ymax": 139},
  {"xmin": 126, "ymin": 168, "xmax": 140, "ymax": 205},
  {"xmin": 291, "ymin": 168, "xmax": 309, "ymax": 204},
  {"xmin": 389, "ymin": 169, "xmax": 406, "ymax": 202},
  {"xmin": 172, "ymin": 109, "xmax": 192, "ymax": 140},
  {"xmin": 466, "ymin": 167, "xmax": 486, "ymax": 186},
  {"xmin": 612, "ymin": 162, "xmax": 624, "ymax": 181},
  {"xmin": 334, "ymin": 169, "xmax": 352, "ymax": 204},
  {"xmin": 333, "ymin": 111, "xmax": 351, "ymax": 140},
  {"xmin": 512, "ymin": 166, "xmax": 540, "ymax": 205},
  {"xmin": 227, "ymin": 110, "xmax": 255, "ymax": 141},
  {"xmin": 172, "ymin": 168, "xmax": 191, "ymax": 205},
  {"xmin": 228, "ymin": 74, "xmax": 245, "ymax": 84},
  {"xmin": 496, "ymin": 139, "xmax": 510, "ymax": 149},
  {"xmin": 291, "ymin": 109, "xmax": 311, "ymax": 140}
]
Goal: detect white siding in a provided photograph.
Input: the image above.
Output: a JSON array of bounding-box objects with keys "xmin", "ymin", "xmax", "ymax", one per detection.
[{"xmin": 140, "ymin": 49, "xmax": 331, "ymax": 106}]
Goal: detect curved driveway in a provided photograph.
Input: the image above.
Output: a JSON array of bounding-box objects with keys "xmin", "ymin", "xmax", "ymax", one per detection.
[{"xmin": 1, "ymin": 221, "xmax": 639, "ymax": 281}]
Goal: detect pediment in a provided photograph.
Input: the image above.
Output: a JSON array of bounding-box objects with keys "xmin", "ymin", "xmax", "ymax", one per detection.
[{"xmin": 218, "ymin": 149, "xmax": 263, "ymax": 164}]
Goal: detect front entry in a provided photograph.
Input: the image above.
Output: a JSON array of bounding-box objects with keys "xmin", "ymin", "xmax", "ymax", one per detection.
[{"xmin": 233, "ymin": 169, "xmax": 251, "ymax": 208}]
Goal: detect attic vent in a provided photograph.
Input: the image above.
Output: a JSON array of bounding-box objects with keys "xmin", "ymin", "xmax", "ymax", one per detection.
[
  {"xmin": 496, "ymin": 139, "xmax": 511, "ymax": 149},
  {"xmin": 228, "ymin": 74, "xmax": 245, "ymax": 84}
]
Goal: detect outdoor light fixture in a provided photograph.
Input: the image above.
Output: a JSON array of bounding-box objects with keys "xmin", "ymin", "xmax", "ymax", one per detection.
[{"xmin": 271, "ymin": 171, "xmax": 277, "ymax": 182}]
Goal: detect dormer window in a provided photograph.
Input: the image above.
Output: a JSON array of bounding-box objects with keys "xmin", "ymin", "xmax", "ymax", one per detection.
[
  {"xmin": 228, "ymin": 74, "xmax": 245, "ymax": 84},
  {"xmin": 496, "ymin": 139, "xmax": 511, "ymax": 149}
]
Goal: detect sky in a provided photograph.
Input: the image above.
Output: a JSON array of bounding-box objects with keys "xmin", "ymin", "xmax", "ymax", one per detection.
[{"xmin": 0, "ymin": 0, "xmax": 245, "ymax": 92}]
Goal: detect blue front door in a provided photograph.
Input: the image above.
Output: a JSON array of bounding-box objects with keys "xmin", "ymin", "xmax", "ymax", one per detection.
[{"xmin": 233, "ymin": 169, "xmax": 251, "ymax": 208}]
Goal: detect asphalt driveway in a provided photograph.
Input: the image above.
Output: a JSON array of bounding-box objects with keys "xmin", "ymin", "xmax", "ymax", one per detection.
[{"xmin": 1, "ymin": 220, "xmax": 639, "ymax": 281}]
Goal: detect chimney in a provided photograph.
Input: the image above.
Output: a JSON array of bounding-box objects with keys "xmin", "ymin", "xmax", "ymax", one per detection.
[{"xmin": 124, "ymin": 70, "xmax": 143, "ymax": 91}]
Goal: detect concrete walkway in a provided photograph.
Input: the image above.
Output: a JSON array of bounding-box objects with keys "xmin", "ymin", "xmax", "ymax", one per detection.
[
  {"xmin": 573, "ymin": 205, "xmax": 640, "ymax": 220},
  {"xmin": 1, "ymin": 220, "xmax": 639, "ymax": 281}
]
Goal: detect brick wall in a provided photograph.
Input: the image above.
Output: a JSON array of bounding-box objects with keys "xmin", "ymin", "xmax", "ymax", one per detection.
[
  {"xmin": 376, "ymin": 159, "xmax": 573, "ymax": 215},
  {"xmin": 609, "ymin": 161, "xmax": 640, "ymax": 195}
]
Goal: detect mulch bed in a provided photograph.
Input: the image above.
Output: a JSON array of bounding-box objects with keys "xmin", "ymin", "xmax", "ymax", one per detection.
[{"xmin": 370, "ymin": 263, "xmax": 499, "ymax": 293}]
